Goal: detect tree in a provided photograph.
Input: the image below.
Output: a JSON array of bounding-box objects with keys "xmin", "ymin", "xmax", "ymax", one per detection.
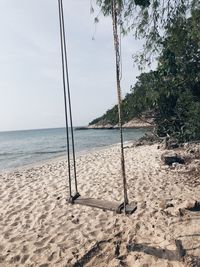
[
  {"xmin": 154, "ymin": 9, "xmax": 200, "ymax": 141},
  {"xmin": 94, "ymin": 0, "xmax": 200, "ymax": 66},
  {"xmin": 89, "ymin": 8, "xmax": 200, "ymax": 142}
]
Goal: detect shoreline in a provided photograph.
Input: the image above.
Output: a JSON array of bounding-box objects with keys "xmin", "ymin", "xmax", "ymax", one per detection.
[
  {"xmin": 76, "ymin": 126, "xmax": 154, "ymax": 130},
  {"xmin": 86, "ymin": 118, "xmax": 155, "ymax": 130},
  {"xmin": 0, "ymin": 126, "xmax": 148, "ymax": 175},
  {"xmin": 0, "ymin": 142, "xmax": 200, "ymax": 266},
  {"xmin": 0, "ymin": 140, "xmax": 134, "ymax": 175}
]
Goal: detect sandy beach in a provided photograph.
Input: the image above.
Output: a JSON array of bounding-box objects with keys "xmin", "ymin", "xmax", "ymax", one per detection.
[{"xmin": 0, "ymin": 143, "xmax": 200, "ymax": 267}]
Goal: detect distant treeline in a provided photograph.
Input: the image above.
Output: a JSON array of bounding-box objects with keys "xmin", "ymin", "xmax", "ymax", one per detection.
[{"xmin": 90, "ymin": 9, "xmax": 200, "ymax": 142}]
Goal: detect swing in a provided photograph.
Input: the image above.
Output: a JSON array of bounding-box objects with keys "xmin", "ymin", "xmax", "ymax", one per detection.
[{"xmin": 58, "ymin": 0, "xmax": 137, "ymax": 215}]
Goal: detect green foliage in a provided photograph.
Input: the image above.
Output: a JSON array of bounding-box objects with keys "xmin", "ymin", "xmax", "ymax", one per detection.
[
  {"xmin": 154, "ymin": 10, "xmax": 200, "ymax": 141},
  {"xmin": 89, "ymin": 71, "xmax": 158, "ymax": 126},
  {"xmin": 89, "ymin": 105, "xmax": 119, "ymax": 125},
  {"xmin": 134, "ymin": 0, "xmax": 150, "ymax": 8},
  {"xmin": 90, "ymin": 8, "xmax": 200, "ymax": 142},
  {"xmin": 95, "ymin": 0, "xmax": 199, "ymax": 66}
]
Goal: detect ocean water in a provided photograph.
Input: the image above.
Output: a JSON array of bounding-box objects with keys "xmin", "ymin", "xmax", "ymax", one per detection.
[{"xmin": 0, "ymin": 127, "xmax": 147, "ymax": 172}]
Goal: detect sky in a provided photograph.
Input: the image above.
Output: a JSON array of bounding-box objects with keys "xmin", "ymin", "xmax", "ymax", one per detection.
[{"xmin": 0, "ymin": 0, "xmax": 145, "ymax": 132}]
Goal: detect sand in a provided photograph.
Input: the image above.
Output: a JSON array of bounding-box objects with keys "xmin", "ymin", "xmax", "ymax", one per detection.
[{"xmin": 0, "ymin": 143, "xmax": 200, "ymax": 267}]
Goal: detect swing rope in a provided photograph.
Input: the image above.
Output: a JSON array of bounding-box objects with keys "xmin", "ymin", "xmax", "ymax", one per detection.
[
  {"xmin": 58, "ymin": 0, "xmax": 78, "ymax": 197},
  {"xmin": 111, "ymin": 0, "xmax": 129, "ymax": 209}
]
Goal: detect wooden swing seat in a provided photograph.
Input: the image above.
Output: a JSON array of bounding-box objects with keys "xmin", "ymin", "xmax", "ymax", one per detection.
[{"xmin": 69, "ymin": 195, "xmax": 137, "ymax": 214}]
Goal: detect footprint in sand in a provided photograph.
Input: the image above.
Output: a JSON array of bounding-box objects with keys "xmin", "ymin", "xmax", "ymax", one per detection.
[
  {"xmin": 38, "ymin": 264, "xmax": 49, "ymax": 267},
  {"xmin": 3, "ymin": 231, "xmax": 10, "ymax": 239},
  {"xmin": 9, "ymin": 255, "xmax": 21, "ymax": 264},
  {"xmin": 34, "ymin": 237, "xmax": 50, "ymax": 247},
  {"xmin": 47, "ymin": 251, "xmax": 56, "ymax": 262},
  {"xmin": 10, "ymin": 221, "xmax": 18, "ymax": 227},
  {"xmin": 38, "ymin": 214, "xmax": 48, "ymax": 224},
  {"xmin": 21, "ymin": 254, "xmax": 29, "ymax": 264},
  {"xmin": 0, "ymin": 255, "xmax": 6, "ymax": 263}
]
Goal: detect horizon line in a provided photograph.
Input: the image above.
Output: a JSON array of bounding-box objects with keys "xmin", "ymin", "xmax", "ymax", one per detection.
[{"xmin": 0, "ymin": 126, "xmax": 87, "ymax": 133}]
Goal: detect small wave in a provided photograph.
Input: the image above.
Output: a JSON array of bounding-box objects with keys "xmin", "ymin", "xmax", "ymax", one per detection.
[
  {"xmin": 34, "ymin": 150, "xmax": 66, "ymax": 155},
  {"xmin": 0, "ymin": 152, "xmax": 12, "ymax": 156},
  {"xmin": 0, "ymin": 152, "xmax": 21, "ymax": 157},
  {"xmin": 0, "ymin": 151, "xmax": 28, "ymax": 156}
]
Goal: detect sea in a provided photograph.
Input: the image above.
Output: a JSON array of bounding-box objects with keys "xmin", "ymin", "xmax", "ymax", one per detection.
[{"xmin": 0, "ymin": 127, "xmax": 148, "ymax": 172}]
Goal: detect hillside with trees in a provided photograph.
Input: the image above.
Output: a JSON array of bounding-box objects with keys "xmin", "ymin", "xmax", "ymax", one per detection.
[{"xmin": 90, "ymin": 1, "xmax": 200, "ymax": 142}]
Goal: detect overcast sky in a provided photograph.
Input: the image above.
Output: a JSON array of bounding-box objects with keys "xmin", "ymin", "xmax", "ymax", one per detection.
[{"xmin": 0, "ymin": 0, "xmax": 145, "ymax": 132}]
